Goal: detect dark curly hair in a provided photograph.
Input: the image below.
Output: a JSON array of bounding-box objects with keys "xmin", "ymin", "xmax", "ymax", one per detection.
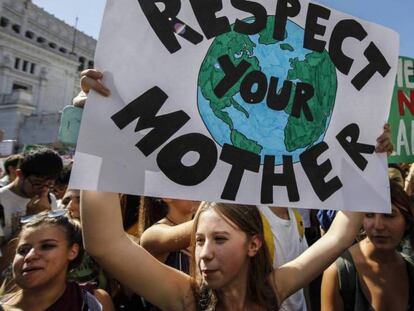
[
  {"xmin": 19, "ymin": 148, "xmax": 63, "ymax": 180},
  {"xmin": 390, "ymin": 180, "xmax": 414, "ymax": 247}
]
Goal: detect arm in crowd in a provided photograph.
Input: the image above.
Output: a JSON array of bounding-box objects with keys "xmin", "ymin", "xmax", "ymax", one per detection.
[
  {"xmin": 140, "ymin": 220, "xmax": 193, "ymax": 259},
  {"xmin": 94, "ymin": 288, "xmax": 116, "ymax": 311},
  {"xmin": 81, "ymin": 191, "xmax": 192, "ymax": 311},
  {"xmin": 273, "ymin": 211, "xmax": 363, "ymax": 303}
]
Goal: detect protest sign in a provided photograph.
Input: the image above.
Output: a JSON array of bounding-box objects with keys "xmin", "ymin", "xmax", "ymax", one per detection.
[
  {"xmin": 70, "ymin": 0, "xmax": 399, "ymax": 212},
  {"xmin": 388, "ymin": 56, "xmax": 414, "ymax": 163}
]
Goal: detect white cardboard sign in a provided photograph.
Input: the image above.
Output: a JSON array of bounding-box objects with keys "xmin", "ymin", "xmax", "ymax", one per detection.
[{"xmin": 71, "ymin": 0, "xmax": 399, "ymax": 212}]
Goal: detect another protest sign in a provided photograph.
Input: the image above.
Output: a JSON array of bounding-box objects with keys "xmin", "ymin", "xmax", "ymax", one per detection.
[
  {"xmin": 388, "ymin": 56, "xmax": 414, "ymax": 163},
  {"xmin": 70, "ymin": 0, "xmax": 399, "ymax": 212}
]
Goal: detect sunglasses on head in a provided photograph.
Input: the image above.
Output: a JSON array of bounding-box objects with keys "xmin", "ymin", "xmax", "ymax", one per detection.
[{"xmin": 20, "ymin": 209, "xmax": 68, "ymax": 224}]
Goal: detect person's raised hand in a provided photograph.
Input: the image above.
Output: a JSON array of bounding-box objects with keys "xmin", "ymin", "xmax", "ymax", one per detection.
[
  {"xmin": 375, "ymin": 123, "xmax": 393, "ymax": 156},
  {"xmin": 73, "ymin": 69, "xmax": 110, "ymax": 108}
]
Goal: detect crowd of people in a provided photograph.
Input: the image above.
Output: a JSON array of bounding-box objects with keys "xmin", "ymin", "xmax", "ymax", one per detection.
[{"xmin": 0, "ymin": 69, "xmax": 411, "ymax": 311}]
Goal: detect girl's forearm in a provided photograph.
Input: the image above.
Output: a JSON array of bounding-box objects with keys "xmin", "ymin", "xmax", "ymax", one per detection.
[{"xmin": 80, "ymin": 190, "xmax": 126, "ymax": 257}]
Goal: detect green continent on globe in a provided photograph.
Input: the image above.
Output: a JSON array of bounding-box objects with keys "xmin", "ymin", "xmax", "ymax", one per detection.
[
  {"xmin": 257, "ymin": 16, "xmax": 286, "ymax": 45},
  {"xmin": 230, "ymin": 129, "xmax": 262, "ymax": 154},
  {"xmin": 198, "ymin": 27, "xmax": 264, "ymax": 154},
  {"xmin": 284, "ymin": 51, "xmax": 337, "ymax": 151},
  {"xmin": 280, "ymin": 43, "xmax": 294, "ymax": 51}
]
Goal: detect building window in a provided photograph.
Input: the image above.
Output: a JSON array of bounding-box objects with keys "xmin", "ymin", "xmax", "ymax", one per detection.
[
  {"xmin": 0, "ymin": 17, "xmax": 9, "ymax": 27},
  {"xmin": 59, "ymin": 47, "xmax": 67, "ymax": 54},
  {"xmin": 78, "ymin": 56, "xmax": 86, "ymax": 71},
  {"xmin": 37, "ymin": 37, "xmax": 46, "ymax": 44},
  {"xmin": 88, "ymin": 60, "xmax": 94, "ymax": 69},
  {"xmin": 25, "ymin": 31, "xmax": 35, "ymax": 39},
  {"xmin": 48, "ymin": 42, "xmax": 57, "ymax": 49},
  {"xmin": 22, "ymin": 60, "xmax": 28, "ymax": 72},
  {"xmin": 12, "ymin": 24, "xmax": 20, "ymax": 33},
  {"xmin": 14, "ymin": 58, "xmax": 21, "ymax": 70},
  {"xmin": 12, "ymin": 83, "xmax": 28, "ymax": 91},
  {"xmin": 30, "ymin": 63, "xmax": 36, "ymax": 74}
]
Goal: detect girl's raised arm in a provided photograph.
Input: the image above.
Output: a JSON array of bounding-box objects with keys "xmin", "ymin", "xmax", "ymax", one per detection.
[
  {"xmin": 80, "ymin": 191, "xmax": 194, "ymax": 311},
  {"xmin": 273, "ymin": 211, "xmax": 363, "ymax": 303}
]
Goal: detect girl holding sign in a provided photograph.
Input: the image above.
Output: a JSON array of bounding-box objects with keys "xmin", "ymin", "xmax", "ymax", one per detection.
[{"xmin": 77, "ymin": 68, "xmax": 393, "ymax": 311}]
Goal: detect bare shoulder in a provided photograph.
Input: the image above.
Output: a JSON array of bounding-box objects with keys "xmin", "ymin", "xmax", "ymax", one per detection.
[
  {"xmin": 321, "ymin": 262, "xmax": 344, "ymax": 311},
  {"xmin": 94, "ymin": 288, "xmax": 115, "ymax": 311},
  {"xmin": 323, "ymin": 261, "xmax": 339, "ymax": 279}
]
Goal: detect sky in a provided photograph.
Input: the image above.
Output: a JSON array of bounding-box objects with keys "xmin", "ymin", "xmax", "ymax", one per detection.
[{"xmin": 32, "ymin": 0, "xmax": 413, "ymax": 57}]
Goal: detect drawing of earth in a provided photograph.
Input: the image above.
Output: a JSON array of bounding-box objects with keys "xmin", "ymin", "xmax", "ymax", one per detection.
[{"xmin": 197, "ymin": 16, "xmax": 337, "ymax": 164}]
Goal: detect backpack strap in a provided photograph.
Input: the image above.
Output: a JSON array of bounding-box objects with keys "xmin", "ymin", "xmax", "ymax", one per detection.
[
  {"xmin": 402, "ymin": 253, "xmax": 414, "ymax": 266},
  {"xmin": 79, "ymin": 283, "xmax": 102, "ymax": 311},
  {"xmin": 82, "ymin": 290, "xmax": 103, "ymax": 311},
  {"xmin": 336, "ymin": 250, "xmax": 356, "ymax": 311}
]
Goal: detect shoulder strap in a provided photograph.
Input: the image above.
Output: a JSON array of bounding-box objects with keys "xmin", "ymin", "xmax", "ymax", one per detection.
[
  {"xmin": 292, "ymin": 208, "xmax": 305, "ymax": 239},
  {"xmin": 402, "ymin": 253, "xmax": 414, "ymax": 281},
  {"xmin": 82, "ymin": 290, "xmax": 103, "ymax": 311},
  {"xmin": 336, "ymin": 250, "xmax": 356, "ymax": 311},
  {"xmin": 402, "ymin": 253, "xmax": 414, "ymax": 266}
]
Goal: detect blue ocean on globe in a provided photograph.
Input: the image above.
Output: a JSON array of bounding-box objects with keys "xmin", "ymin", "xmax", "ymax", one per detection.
[{"xmin": 197, "ymin": 19, "xmax": 330, "ymax": 164}]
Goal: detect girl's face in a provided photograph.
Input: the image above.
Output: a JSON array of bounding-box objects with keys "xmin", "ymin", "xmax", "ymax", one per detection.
[
  {"xmin": 363, "ymin": 204, "xmax": 407, "ymax": 251},
  {"xmin": 195, "ymin": 209, "xmax": 259, "ymax": 290},
  {"xmin": 13, "ymin": 224, "xmax": 78, "ymax": 289}
]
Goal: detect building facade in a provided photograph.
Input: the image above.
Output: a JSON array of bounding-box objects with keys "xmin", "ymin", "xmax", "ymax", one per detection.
[{"xmin": 0, "ymin": 0, "xmax": 96, "ymax": 150}]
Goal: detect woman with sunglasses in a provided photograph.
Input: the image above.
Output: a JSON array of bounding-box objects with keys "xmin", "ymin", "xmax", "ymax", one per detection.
[{"xmin": 0, "ymin": 210, "xmax": 115, "ymax": 311}]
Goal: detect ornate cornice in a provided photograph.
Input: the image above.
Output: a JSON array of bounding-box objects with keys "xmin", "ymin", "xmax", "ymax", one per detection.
[{"xmin": 0, "ymin": 31, "xmax": 79, "ymax": 68}]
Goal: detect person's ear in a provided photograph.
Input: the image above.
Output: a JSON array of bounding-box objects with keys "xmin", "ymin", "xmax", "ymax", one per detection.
[
  {"xmin": 68, "ymin": 243, "xmax": 79, "ymax": 261},
  {"xmin": 247, "ymin": 234, "xmax": 263, "ymax": 257}
]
